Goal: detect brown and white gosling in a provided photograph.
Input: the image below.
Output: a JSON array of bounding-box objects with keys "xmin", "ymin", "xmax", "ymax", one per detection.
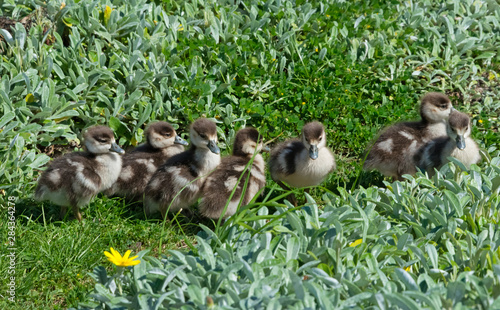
[
  {"xmin": 35, "ymin": 126, "xmax": 124, "ymax": 221},
  {"xmin": 199, "ymin": 128, "xmax": 266, "ymax": 219},
  {"xmin": 363, "ymin": 92, "xmax": 453, "ymax": 180},
  {"xmin": 415, "ymin": 109, "xmax": 481, "ymax": 175},
  {"xmin": 107, "ymin": 121, "xmax": 188, "ymax": 201},
  {"xmin": 144, "ymin": 118, "xmax": 221, "ymax": 217},
  {"xmin": 269, "ymin": 121, "xmax": 336, "ymax": 201}
]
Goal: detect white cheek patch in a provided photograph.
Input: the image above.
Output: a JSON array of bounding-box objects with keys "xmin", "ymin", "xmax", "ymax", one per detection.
[
  {"xmin": 242, "ymin": 142, "xmax": 257, "ymax": 155},
  {"xmin": 377, "ymin": 138, "xmax": 393, "ymax": 153},
  {"xmin": 85, "ymin": 139, "xmax": 111, "ymax": 154},
  {"xmin": 456, "ymin": 128, "xmax": 468, "ymax": 136},
  {"xmin": 150, "ymin": 132, "xmax": 175, "ymax": 149}
]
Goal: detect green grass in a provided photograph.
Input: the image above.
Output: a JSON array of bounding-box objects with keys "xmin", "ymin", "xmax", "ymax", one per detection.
[
  {"xmin": 0, "ymin": 0, "xmax": 499, "ymax": 308},
  {"xmin": 0, "ymin": 195, "xmax": 213, "ymax": 309}
]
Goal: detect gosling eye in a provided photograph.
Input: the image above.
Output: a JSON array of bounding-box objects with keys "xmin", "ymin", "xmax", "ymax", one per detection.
[
  {"xmin": 319, "ymin": 136, "xmax": 323, "ymax": 141},
  {"xmin": 440, "ymin": 104, "xmax": 448, "ymax": 109},
  {"xmin": 199, "ymin": 133, "xmax": 207, "ymax": 139},
  {"xmin": 95, "ymin": 137, "xmax": 107, "ymax": 143},
  {"xmin": 163, "ymin": 132, "xmax": 172, "ymax": 137}
]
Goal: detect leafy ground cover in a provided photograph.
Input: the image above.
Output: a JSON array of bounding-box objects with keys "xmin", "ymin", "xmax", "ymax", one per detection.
[{"xmin": 0, "ymin": 0, "xmax": 499, "ymax": 308}]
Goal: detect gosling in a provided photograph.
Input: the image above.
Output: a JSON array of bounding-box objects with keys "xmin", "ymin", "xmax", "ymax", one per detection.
[
  {"xmin": 415, "ymin": 109, "xmax": 481, "ymax": 175},
  {"xmin": 269, "ymin": 121, "xmax": 336, "ymax": 203},
  {"xmin": 144, "ymin": 118, "xmax": 221, "ymax": 217},
  {"xmin": 199, "ymin": 128, "xmax": 266, "ymax": 219},
  {"xmin": 363, "ymin": 92, "xmax": 453, "ymax": 180},
  {"xmin": 35, "ymin": 126, "xmax": 124, "ymax": 221},
  {"xmin": 107, "ymin": 121, "xmax": 188, "ymax": 201}
]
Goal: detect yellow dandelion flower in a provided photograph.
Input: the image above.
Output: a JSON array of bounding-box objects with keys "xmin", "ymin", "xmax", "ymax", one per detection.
[
  {"xmin": 302, "ymin": 102, "xmax": 306, "ymax": 105},
  {"xmin": 478, "ymin": 119, "xmax": 483, "ymax": 124},
  {"xmin": 177, "ymin": 97, "xmax": 180, "ymax": 100},
  {"xmin": 60, "ymin": 2, "xmax": 66, "ymax": 9},
  {"xmin": 367, "ymin": 25, "xmax": 371, "ymax": 28},
  {"xmin": 104, "ymin": 247, "xmax": 140, "ymax": 267},
  {"xmin": 349, "ymin": 239, "xmax": 363, "ymax": 247},
  {"xmin": 281, "ymin": 93, "xmax": 284, "ymax": 95},
  {"xmin": 395, "ymin": 32, "xmax": 397, "ymax": 35},
  {"xmin": 326, "ymin": 15, "xmax": 330, "ymax": 17},
  {"xmin": 389, "ymin": 96, "xmax": 394, "ymax": 100},
  {"xmin": 405, "ymin": 266, "xmax": 411, "ymax": 272},
  {"xmin": 104, "ymin": 6, "xmax": 112, "ymax": 26},
  {"xmin": 178, "ymin": 24, "xmax": 184, "ymax": 31},
  {"xmin": 272, "ymin": 58, "xmax": 276, "ymax": 61},
  {"xmin": 315, "ymin": 48, "xmax": 318, "ymax": 52}
]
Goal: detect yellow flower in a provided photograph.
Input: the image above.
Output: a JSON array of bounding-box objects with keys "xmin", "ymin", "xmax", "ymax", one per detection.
[
  {"xmin": 389, "ymin": 96, "xmax": 394, "ymax": 100},
  {"xmin": 366, "ymin": 25, "xmax": 371, "ymax": 28},
  {"xmin": 60, "ymin": 2, "xmax": 66, "ymax": 9},
  {"xmin": 349, "ymin": 239, "xmax": 363, "ymax": 247},
  {"xmin": 315, "ymin": 48, "xmax": 318, "ymax": 52},
  {"xmin": 281, "ymin": 93, "xmax": 284, "ymax": 95},
  {"xmin": 177, "ymin": 97, "xmax": 180, "ymax": 100},
  {"xmin": 25, "ymin": 93, "xmax": 35, "ymax": 103},
  {"xmin": 272, "ymin": 58, "xmax": 276, "ymax": 61},
  {"xmin": 302, "ymin": 102, "xmax": 305, "ymax": 105},
  {"xmin": 178, "ymin": 24, "xmax": 184, "ymax": 31},
  {"xmin": 478, "ymin": 119, "xmax": 483, "ymax": 124},
  {"xmin": 104, "ymin": 247, "xmax": 140, "ymax": 267},
  {"xmin": 405, "ymin": 266, "xmax": 411, "ymax": 272}
]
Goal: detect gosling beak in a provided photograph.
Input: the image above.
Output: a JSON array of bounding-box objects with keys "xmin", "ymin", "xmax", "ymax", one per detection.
[
  {"xmin": 110, "ymin": 142, "xmax": 125, "ymax": 154},
  {"xmin": 174, "ymin": 135, "xmax": 189, "ymax": 146},
  {"xmin": 262, "ymin": 145, "xmax": 270, "ymax": 153},
  {"xmin": 456, "ymin": 135, "xmax": 466, "ymax": 150},
  {"xmin": 309, "ymin": 144, "xmax": 318, "ymax": 160},
  {"xmin": 207, "ymin": 140, "xmax": 220, "ymax": 154}
]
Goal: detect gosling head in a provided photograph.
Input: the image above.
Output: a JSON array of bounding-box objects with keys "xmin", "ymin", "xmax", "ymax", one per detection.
[
  {"xmin": 447, "ymin": 109, "xmax": 471, "ymax": 150},
  {"xmin": 301, "ymin": 121, "xmax": 326, "ymax": 160},
  {"xmin": 146, "ymin": 121, "xmax": 188, "ymax": 149},
  {"xmin": 420, "ymin": 92, "xmax": 453, "ymax": 123},
  {"xmin": 233, "ymin": 127, "xmax": 264, "ymax": 157},
  {"xmin": 190, "ymin": 118, "xmax": 220, "ymax": 154},
  {"xmin": 83, "ymin": 126, "xmax": 124, "ymax": 154}
]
